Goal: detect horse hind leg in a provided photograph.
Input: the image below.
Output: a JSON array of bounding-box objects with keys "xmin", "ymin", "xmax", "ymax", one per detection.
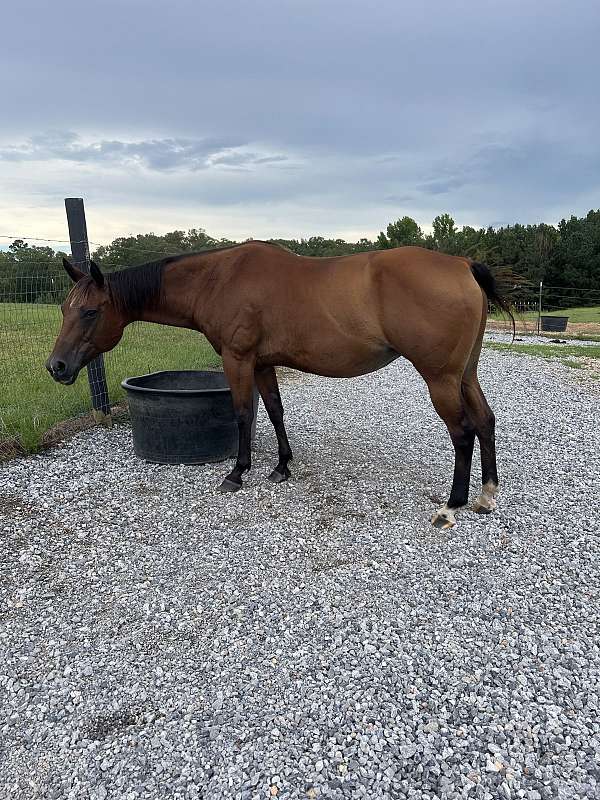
[
  {"xmin": 462, "ymin": 378, "xmax": 499, "ymax": 514},
  {"xmin": 474, "ymin": 480, "xmax": 498, "ymax": 514},
  {"xmin": 426, "ymin": 374, "xmax": 476, "ymax": 529}
]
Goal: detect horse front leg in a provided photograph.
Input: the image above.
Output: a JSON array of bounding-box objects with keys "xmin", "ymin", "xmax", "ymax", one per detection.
[
  {"xmin": 219, "ymin": 351, "xmax": 256, "ymax": 492},
  {"xmin": 255, "ymin": 365, "xmax": 293, "ymax": 483}
]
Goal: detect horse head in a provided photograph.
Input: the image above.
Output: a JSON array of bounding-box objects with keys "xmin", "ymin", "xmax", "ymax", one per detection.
[{"xmin": 46, "ymin": 258, "xmax": 126, "ymax": 384}]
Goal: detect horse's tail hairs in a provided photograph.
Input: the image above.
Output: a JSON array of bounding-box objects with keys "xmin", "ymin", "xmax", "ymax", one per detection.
[{"xmin": 470, "ymin": 261, "xmax": 519, "ymax": 342}]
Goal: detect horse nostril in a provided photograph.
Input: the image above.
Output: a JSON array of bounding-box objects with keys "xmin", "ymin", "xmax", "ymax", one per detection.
[{"xmin": 53, "ymin": 359, "xmax": 66, "ymax": 376}]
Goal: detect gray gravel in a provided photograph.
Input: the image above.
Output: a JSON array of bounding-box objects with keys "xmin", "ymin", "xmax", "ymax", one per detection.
[
  {"xmin": 484, "ymin": 331, "xmax": 600, "ymax": 347},
  {"xmin": 1, "ymin": 350, "xmax": 599, "ymax": 800}
]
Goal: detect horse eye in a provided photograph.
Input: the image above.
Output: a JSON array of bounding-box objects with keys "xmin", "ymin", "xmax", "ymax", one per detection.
[{"xmin": 82, "ymin": 308, "xmax": 99, "ymax": 319}]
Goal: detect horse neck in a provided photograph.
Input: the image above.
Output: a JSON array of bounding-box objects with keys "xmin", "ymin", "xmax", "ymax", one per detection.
[{"xmin": 133, "ymin": 259, "xmax": 210, "ymax": 330}]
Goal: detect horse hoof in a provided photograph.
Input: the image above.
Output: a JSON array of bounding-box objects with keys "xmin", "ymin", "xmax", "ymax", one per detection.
[
  {"xmin": 268, "ymin": 469, "xmax": 290, "ymax": 484},
  {"xmin": 432, "ymin": 517, "xmax": 455, "ymax": 530},
  {"xmin": 218, "ymin": 478, "xmax": 242, "ymax": 493},
  {"xmin": 473, "ymin": 501, "xmax": 495, "ymax": 514},
  {"xmin": 473, "ymin": 495, "xmax": 497, "ymax": 514},
  {"xmin": 431, "ymin": 506, "xmax": 457, "ymax": 530}
]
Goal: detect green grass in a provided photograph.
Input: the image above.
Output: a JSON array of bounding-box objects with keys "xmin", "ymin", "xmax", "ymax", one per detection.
[
  {"xmin": 485, "ymin": 341, "xmax": 600, "ymax": 361},
  {"xmin": 534, "ymin": 306, "xmax": 599, "ymax": 324},
  {"xmin": 1, "ymin": 303, "xmax": 222, "ymax": 453},
  {"xmin": 560, "ymin": 332, "xmax": 600, "ymax": 343},
  {"xmin": 490, "ymin": 305, "xmax": 600, "ymax": 325}
]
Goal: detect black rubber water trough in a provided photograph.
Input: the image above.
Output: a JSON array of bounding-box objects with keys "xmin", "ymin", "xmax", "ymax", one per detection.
[
  {"xmin": 540, "ymin": 315, "xmax": 569, "ymax": 332},
  {"xmin": 121, "ymin": 370, "xmax": 258, "ymax": 465}
]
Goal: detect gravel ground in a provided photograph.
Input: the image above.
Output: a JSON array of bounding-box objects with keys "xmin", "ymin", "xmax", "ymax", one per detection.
[
  {"xmin": 1, "ymin": 350, "xmax": 599, "ymax": 800},
  {"xmin": 483, "ymin": 331, "xmax": 600, "ymax": 347}
]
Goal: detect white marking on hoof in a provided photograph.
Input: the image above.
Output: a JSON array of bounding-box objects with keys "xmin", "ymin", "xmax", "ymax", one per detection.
[
  {"xmin": 431, "ymin": 504, "xmax": 458, "ymax": 530},
  {"xmin": 473, "ymin": 481, "xmax": 498, "ymax": 514}
]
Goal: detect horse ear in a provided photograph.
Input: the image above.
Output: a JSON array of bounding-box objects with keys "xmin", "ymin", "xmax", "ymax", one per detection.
[
  {"xmin": 62, "ymin": 257, "xmax": 85, "ymax": 283},
  {"xmin": 90, "ymin": 260, "xmax": 105, "ymax": 288}
]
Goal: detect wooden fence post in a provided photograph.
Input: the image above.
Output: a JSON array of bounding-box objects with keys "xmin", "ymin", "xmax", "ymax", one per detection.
[{"xmin": 64, "ymin": 198, "xmax": 111, "ymax": 425}]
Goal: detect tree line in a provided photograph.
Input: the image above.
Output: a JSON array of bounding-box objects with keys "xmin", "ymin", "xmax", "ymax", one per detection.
[{"xmin": 2, "ymin": 210, "xmax": 599, "ymax": 307}]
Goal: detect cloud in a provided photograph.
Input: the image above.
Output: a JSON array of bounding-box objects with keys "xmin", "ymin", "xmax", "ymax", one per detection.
[
  {"xmin": 207, "ymin": 150, "xmax": 292, "ymax": 170},
  {"xmin": 416, "ymin": 177, "xmax": 467, "ymax": 196},
  {"xmin": 1, "ymin": 0, "xmax": 599, "ymax": 240},
  {"xmin": 0, "ymin": 131, "xmax": 289, "ymax": 173}
]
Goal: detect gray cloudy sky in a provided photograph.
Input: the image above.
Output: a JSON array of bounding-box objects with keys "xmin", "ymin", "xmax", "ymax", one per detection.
[{"xmin": 1, "ymin": 0, "xmax": 599, "ymax": 244}]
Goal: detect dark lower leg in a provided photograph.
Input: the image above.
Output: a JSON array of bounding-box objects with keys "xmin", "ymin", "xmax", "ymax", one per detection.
[
  {"xmin": 462, "ymin": 382, "xmax": 499, "ymax": 512},
  {"xmin": 219, "ymin": 354, "xmax": 255, "ymax": 492},
  {"xmin": 473, "ymin": 426, "xmax": 498, "ymax": 513},
  {"xmin": 447, "ymin": 424, "xmax": 476, "ymax": 509},
  {"xmin": 479, "ymin": 429, "xmax": 498, "ymax": 488},
  {"xmin": 427, "ymin": 376, "xmax": 476, "ymax": 528},
  {"xmin": 220, "ymin": 406, "xmax": 254, "ymax": 490},
  {"xmin": 255, "ymin": 366, "xmax": 293, "ymax": 482},
  {"xmin": 463, "ymin": 382, "xmax": 498, "ymax": 487}
]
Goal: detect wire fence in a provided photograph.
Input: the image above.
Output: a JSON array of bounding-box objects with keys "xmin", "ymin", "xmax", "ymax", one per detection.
[
  {"xmin": 0, "ymin": 275, "xmax": 221, "ymax": 459},
  {"xmin": 1, "ymin": 266, "xmax": 599, "ymax": 459},
  {"xmin": 488, "ymin": 285, "xmax": 600, "ymax": 335}
]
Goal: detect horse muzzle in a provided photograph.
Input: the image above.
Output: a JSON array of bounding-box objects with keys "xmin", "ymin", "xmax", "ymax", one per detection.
[{"xmin": 46, "ymin": 356, "xmax": 79, "ymax": 385}]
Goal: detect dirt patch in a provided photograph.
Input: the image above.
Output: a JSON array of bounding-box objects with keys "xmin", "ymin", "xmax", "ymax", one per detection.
[
  {"xmin": 0, "ymin": 437, "xmax": 26, "ymax": 461},
  {"xmin": 40, "ymin": 402, "xmax": 129, "ymax": 448},
  {"xmin": 82, "ymin": 709, "xmax": 144, "ymax": 741},
  {"xmin": 311, "ymin": 558, "xmax": 356, "ymax": 574},
  {"xmin": 563, "ymin": 321, "xmax": 600, "ymax": 335},
  {"xmin": 132, "ymin": 482, "xmax": 160, "ymax": 497},
  {"xmin": 0, "ymin": 403, "xmax": 130, "ymax": 463},
  {"xmin": 0, "ymin": 491, "xmax": 37, "ymax": 518},
  {"xmin": 487, "ymin": 320, "xmax": 600, "ymax": 337}
]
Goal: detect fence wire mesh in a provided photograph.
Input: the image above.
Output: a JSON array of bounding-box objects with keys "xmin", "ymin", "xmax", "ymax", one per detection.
[
  {"xmin": 1, "ymin": 270, "xmax": 599, "ymax": 459},
  {"xmin": 487, "ymin": 290, "xmax": 600, "ymax": 335},
  {"xmin": 0, "ymin": 273, "xmax": 221, "ymax": 459}
]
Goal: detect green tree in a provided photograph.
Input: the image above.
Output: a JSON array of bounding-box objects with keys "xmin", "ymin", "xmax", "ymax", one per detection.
[
  {"xmin": 548, "ymin": 211, "xmax": 600, "ymax": 302},
  {"xmin": 92, "ymin": 228, "xmax": 235, "ymax": 271},
  {"xmin": 430, "ymin": 213, "xmax": 459, "ymax": 254},
  {"xmin": 377, "ymin": 216, "xmax": 424, "ymax": 249},
  {"xmin": 0, "ymin": 240, "xmax": 68, "ymax": 302},
  {"xmin": 2, "ymin": 212, "xmax": 599, "ymax": 306},
  {"xmin": 454, "ymin": 225, "xmax": 490, "ymax": 260},
  {"xmin": 271, "ymin": 236, "xmax": 376, "ymax": 257}
]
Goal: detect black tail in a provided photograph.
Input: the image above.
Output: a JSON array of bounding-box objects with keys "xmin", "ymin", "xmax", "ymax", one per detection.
[{"xmin": 470, "ymin": 261, "xmax": 515, "ymax": 340}]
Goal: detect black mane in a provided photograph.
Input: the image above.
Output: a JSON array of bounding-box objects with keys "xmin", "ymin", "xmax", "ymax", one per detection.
[
  {"xmin": 105, "ymin": 242, "xmax": 285, "ymax": 313},
  {"xmin": 107, "ymin": 260, "xmax": 165, "ymax": 314}
]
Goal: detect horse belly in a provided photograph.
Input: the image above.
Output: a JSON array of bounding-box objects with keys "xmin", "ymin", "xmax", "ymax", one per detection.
[
  {"xmin": 261, "ymin": 337, "xmax": 398, "ymax": 378},
  {"xmin": 258, "ymin": 267, "xmax": 394, "ymax": 377}
]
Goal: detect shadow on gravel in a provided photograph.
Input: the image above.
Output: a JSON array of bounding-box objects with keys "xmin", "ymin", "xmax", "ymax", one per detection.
[{"xmin": 83, "ymin": 709, "xmax": 146, "ymax": 741}]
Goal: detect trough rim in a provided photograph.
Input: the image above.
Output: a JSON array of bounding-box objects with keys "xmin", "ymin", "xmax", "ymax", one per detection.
[{"xmin": 121, "ymin": 369, "xmax": 231, "ymax": 397}]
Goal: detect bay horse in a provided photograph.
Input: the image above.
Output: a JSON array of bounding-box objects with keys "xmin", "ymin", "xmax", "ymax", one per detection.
[{"xmin": 46, "ymin": 242, "xmax": 513, "ymax": 528}]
